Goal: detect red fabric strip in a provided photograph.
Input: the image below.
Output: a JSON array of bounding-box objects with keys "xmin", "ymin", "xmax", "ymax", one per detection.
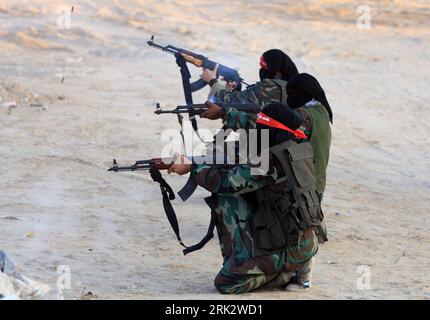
[{"xmin": 256, "ymin": 112, "xmax": 307, "ymax": 139}]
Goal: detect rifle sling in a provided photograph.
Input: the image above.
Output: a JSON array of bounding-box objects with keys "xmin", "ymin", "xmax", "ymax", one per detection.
[
  {"xmin": 175, "ymin": 54, "xmax": 208, "ymax": 144},
  {"xmin": 175, "ymin": 54, "xmax": 197, "ymax": 132},
  {"xmin": 149, "ymin": 166, "xmax": 214, "ymax": 255}
]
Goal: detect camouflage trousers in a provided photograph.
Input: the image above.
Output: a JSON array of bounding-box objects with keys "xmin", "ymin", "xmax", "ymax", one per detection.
[
  {"xmin": 214, "ymin": 227, "xmax": 319, "ymax": 294},
  {"xmin": 214, "ymin": 269, "xmax": 294, "ymax": 294}
]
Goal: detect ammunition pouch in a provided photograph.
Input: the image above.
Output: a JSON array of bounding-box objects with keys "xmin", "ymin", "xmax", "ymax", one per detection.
[
  {"xmin": 251, "ymin": 180, "xmax": 296, "ymax": 256},
  {"xmin": 272, "ymin": 140, "xmax": 324, "ymax": 227},
  {"xmin": 251, "ymin": 140, "xmax": 324, "ymax": 256}
]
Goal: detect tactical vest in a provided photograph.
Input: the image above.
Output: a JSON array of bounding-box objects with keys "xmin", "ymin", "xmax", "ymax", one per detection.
[{"xmin": 250, "ymin": 140, "xmax": 324, "ymax": 257}]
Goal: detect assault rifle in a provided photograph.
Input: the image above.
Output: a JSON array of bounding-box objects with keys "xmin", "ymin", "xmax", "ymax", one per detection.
[
  {"xmin": 108, "ymin": 158, "xmax": 170, "ymax": 172},
  {"xmin": 154, "ymin": 102, "xmax": 261, "ymax": 116},
  {"xmin": 147, "ymin": 35, "xmax": 247, "ymax": 92},
  {"xmin": 108, "ymin": 154, "xmax": 231, "ymax": 200},
  {"xmin": 108, "ymin": 155, "xmax": 228, "ymax": 172}
]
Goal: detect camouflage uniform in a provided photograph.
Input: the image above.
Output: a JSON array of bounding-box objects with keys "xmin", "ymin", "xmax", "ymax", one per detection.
[
  {"xmin": 209, "ymin": 78, "xmax": 287, "ymax": 130},
  {"xmin": 209, "ymin": 78, "xmax": 287, "ymax": 106},
  {"xmin": 223, "ymin": 103, "xmax": 331, "ymax": 244},
  {"xmin": 191, "ymin": 163, "xmax": 319, "ymax": 294}
]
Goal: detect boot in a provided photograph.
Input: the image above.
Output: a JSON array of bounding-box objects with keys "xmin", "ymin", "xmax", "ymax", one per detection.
[{"xmin": 285, "ymin": 257, "xmax": 314, "ymax": 292}]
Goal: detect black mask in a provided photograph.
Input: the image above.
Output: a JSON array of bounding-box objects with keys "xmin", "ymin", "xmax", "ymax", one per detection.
[
  {"xmin": 259, "ymin": 68, "xmax": 277, "ymax": 81},
  {"xmin": 286, "ymin": 85, "xmax": 313, "ymax": 109},
  {"xmin": 286, "ymin": 73, "xmax": 333, "ymax": 123},
  {"xmin": 259, "ymin": 49, "xmax": 298, "ymax": 81}
]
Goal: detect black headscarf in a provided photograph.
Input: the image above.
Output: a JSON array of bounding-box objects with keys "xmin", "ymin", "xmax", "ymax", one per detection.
[
  {"xmin": 259, "ymin": 49, "xmax": 298, "ymax": 81},
  {"xmin": 255, "ymin": 103, "xmax": 303, "ymax": 149},
  {"xmin": 286, "ymin": 73, "xmax": 333, "ymax": 123}
]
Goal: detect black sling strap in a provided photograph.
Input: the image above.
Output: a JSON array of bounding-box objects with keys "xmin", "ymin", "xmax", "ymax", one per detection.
[
  {"xmin": 175, "ymin": 54, "xmax": 198, "ymax": 134},
  {"xmin": 149, "ymin": 166, "xmax": 215, "ymax": 255},
  {"xmin": 183, "ymin": 213, "xmax": 216, "ymax": 255}
]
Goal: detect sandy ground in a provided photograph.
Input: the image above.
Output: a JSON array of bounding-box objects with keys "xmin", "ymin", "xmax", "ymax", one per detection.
[{"xmin": 1, "ymin": 0, "xmax": 429, "ymax": 299}]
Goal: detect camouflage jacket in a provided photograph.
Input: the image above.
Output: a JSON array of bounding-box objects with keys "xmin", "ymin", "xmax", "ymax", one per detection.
[
  {"xmin": 209, "ymin": 78, "xmax": 287, "ymax": 131},
  {"xmin": 191, "ymin": 162, "xmax": 318, "ymax": 275}
]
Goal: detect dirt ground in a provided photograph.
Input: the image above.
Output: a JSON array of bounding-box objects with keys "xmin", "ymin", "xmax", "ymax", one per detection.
[{"xmin": 0, "ymin": 0, "xmax": 429, "ymax": 299}]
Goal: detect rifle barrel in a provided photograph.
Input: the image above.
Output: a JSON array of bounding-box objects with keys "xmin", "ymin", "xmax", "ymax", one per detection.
[
  {"xmin": 154, "ymin": 109, "xmax": 191, "ymax": 114},
  {"xmin": 147, "ymin": 37, "xmax": 178, "ymax": 55},
  {"xmin": 108, "ymin": 164, "xmax": 152, "ymax": 172},
  {"xmin": 108, "ymin": 154, "xmax": 233, "ymax": 172},
  {"xmin": 107, "ymin": 158, "xmax": 153, "ymax": 172},
  {"xmin": 154, "ymin": 103, "xmax": 261, "ymax": 115},
  {"xmin": 154, "ymin": 106, "xmax": 207, "ymax": 115}
]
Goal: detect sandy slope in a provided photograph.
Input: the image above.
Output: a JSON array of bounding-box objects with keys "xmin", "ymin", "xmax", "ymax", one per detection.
[{"xmin": 0, "ymin": 0, "xmax": 429, "ymax": 299}]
